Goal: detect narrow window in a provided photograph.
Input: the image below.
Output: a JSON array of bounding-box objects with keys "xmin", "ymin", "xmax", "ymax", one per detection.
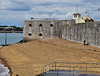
[
  {"xmin": 74, "ymin": 15, "xmax": 77, "ymax": 17},
  {"xmin": 50, "ymin": 24, "xmax": 53, "ymax": 27},
  {"xmin": 79, "ymin": 15, "xmax": 81, "ymax": 17},
  {"xmin": 28, "ymin": 33, "xmax": 32, "ymax": 36},
  {"xmin": 39, "ymin": 33, "xmax": 42, "ymax": 36},
  {"xmin": 29, "ymin": 24, "xmax": 32, "ymax": 27},
  {"xmin": 39, "ymin": 24, "xmax": 42, "ymax": 27}
]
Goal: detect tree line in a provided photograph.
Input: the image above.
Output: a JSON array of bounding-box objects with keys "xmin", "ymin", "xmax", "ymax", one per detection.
[{"xmin": 0, "ymin": 26, "xmax": 23, "ymax": 31}]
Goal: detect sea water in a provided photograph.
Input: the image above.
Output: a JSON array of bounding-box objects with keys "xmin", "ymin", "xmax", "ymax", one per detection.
[
  {"xmin": 0, "ymin": 33, "xmax": 23, "ymax": 75},
  {"xmin": 0, "ymin": 33, "xmax": 23, "ymax": 47},
  {"xmin": 0, "ymin": 62, "xmax": 10, "ymax": 76}
]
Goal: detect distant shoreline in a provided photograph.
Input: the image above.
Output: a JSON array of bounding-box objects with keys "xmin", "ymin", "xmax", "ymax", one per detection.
[{"xmin": 0, "ymin": 31, "xmax": 23, "ymax": 33}]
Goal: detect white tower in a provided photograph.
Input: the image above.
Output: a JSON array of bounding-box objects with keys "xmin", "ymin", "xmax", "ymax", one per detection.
[{"xmin": 73, "ymin": 5, "xmax": 85, "ymax": 24}]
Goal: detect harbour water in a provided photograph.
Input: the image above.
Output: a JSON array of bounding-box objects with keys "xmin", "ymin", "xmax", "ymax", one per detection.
[
  {"xmin": 0, "ymin": 33, "xmax": 23, "ymax": 47},
  {"xmin": 0, "ymin": 33, "xmax": 23, "ymax": 75}
]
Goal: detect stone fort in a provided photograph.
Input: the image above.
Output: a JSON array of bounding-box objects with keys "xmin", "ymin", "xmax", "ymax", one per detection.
[{"xmin": 23, "ymin": 11, "xmax": 100, "ymax": 47}]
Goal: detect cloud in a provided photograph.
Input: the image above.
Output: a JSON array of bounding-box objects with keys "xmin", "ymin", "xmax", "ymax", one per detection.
[
  {"xmin": 0, "ymin": 0, "xmax": 31, "ymax": 11},
  {"xmin": 82, "ymin": 0, "xmax": 100, "ymax": 2},
  {"xmin": 0, "ymin": 0, "xmax": 100, "ymax": 26},
  {"xmin": 6, "ymin": 6, "xmax": 31, "ymax": 11}
]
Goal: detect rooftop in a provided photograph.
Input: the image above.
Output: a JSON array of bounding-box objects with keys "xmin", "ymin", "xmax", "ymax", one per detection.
[{"xmin": 30, "ymin": 18, "xmax": 58, "ymax": 20}]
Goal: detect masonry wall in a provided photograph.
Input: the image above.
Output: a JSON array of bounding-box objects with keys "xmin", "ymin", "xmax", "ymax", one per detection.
[
  {"xmin": 23, "ymin": 20, "xmax": 61, "ymax": 41},
  {"xmin": 61, "ymin": 21, "xmax": 100, "ymax": 47},
  {"xmin": 23, "ymin": 19, "xmax": 75, "ymax": 41},
  {"xmin": 23, "ymin": 20, "xmax": 57, "ymax": 41},
  {"xmin": 23, "ymin": 19, "xmax": 100, "ymax": 47}
]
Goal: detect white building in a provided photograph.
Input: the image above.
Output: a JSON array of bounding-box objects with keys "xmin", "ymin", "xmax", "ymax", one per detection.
[{"xmin": 73, "ymin": 6, "xmax": 94, "ymax": 24}]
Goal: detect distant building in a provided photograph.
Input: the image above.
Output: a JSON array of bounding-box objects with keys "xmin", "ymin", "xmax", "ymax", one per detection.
[
  {"xmin": 0, "ymin": 26, "xmax": 23, "ymax": 31},
  {"xmin": 73, "ymin": 13, "xmax": 94, "ymax": 24},
  {"xmin": 73, "ymin": 6, "xmax": 94, "ymax": 24},
  {"xmin": 73, "ymin": 12, "xmax": 85, "ymax": 23},
  {"xmin": 0, "ymin": 26, "xmax": 13, "ymax": 29}
]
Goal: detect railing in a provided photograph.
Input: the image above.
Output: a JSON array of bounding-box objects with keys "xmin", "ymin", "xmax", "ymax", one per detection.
[{"xmin": 41, "ymin": 62, "xmax": 100, "ymax": 76}]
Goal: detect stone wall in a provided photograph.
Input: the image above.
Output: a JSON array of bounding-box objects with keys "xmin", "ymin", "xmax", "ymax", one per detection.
[
  {"xmin": 23, "ymin": 19, "xmax": 75, "ymax": 41},
  {"xmin": 61, "ymin": 21, "xmax": 100, "ymax": 47},
  {"xmin": 23, "ymin": 19, "xmax": 100, "ymax": 47}
]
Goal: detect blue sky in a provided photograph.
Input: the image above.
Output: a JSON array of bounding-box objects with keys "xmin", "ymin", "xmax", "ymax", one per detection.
[{"xmin": 0, "ymin": 0, "xmax": 100, "ymax": 27}]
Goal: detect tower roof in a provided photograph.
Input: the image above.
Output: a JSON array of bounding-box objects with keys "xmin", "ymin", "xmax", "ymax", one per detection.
[
  {"xmin": 73, "ymin": 13, "xmax": 81, "ymax": 15},
  {"xmin": 73, "ymin": 5, "xmax": 81, "ymax": 15}
]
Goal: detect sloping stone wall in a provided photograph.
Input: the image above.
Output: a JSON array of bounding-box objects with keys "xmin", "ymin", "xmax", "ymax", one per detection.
[{"xmin": 61, "ymin": 21, "xmax": 100, "ymax": 47}]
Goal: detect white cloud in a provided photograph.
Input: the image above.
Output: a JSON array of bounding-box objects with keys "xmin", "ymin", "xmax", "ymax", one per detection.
[
  {"xmin": 0, "ymin": 0, "xmax": 10, "ymax": 5},
  {"xmin": 0, "ymin": 0, "xmax": 100, "ymax": 26}
]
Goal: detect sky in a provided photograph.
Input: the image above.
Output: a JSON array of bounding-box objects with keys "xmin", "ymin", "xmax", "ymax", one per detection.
[{"xmin": 0, "ymin": 0, "xmax": 100, "ymax": 27}]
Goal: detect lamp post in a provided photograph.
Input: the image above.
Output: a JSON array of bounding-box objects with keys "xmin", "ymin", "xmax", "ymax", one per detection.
[
  {"xmin": 4, "ymin": 29, "xmax": 7, "ymax": 45},
  {"xmin": 5, "ymin": 32, "xmax": 7, "ymax": 45}
]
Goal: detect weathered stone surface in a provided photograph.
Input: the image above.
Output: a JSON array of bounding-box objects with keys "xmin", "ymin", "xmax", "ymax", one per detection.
[
  {"xmin": 23, "ymin": 19, "xmax": 75, "ymax": 41},
  {"xmin": 65, "ymin": 21, "xmax": 100, "ymax": 47},
  {"xmin": 23, "ymin": 19, "xmax": 100, "ymax": 47}
]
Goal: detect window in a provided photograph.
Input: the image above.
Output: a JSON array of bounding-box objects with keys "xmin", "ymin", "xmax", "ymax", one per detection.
[
  {"xmin": 39, "ymin": 24, "xmax": 42, "ymax": 27},
  {"xmin": 74, "ymin": 15, "xmax": 77, "ymax": 17},
  {"xmin": 78, "ymin": 14, "xmax": 81, "ymax": 17},
  {"xmin": 39, "ymin": 33, "xmax": 42, "ymax": 36},
  {"xmin": 50, "ymin": 24, "xmax": 53, "ymax": 27},
  {"xmin": 28, "ymin": 33, "xmax": 32, "ymax": 36},
  {"xmin": 29, "ymin": 24, "xmax": 32, "ymax": 27},
  {"xmin": 67, "ymin": 21, "xmax": 69, "ymax": 24}
]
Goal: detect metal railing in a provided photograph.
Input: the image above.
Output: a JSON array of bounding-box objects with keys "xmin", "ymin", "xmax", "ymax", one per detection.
[{"xmin": 41, "ymin": 62, "xmax": 100, "ymax": 76}]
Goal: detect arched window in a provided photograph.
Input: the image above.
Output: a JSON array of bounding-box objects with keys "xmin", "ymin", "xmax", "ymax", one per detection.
[
  {"xmin": 29, "ymin": 24, "xmax": 32, "ymax": 27},
  {"xmin": 50, "ymin": 24, "xmax": 53, "ymax": 27},
  {"xmin": 39, "ymin": 33, "xmax": 42, "ymax": 36},
  {"xmin": 28, "ymin": 33, "xmax": 32, "ymax": 36},
  {"xmin": 39, "ymin": 24, "xmax": 42, "ymax": 27}
]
